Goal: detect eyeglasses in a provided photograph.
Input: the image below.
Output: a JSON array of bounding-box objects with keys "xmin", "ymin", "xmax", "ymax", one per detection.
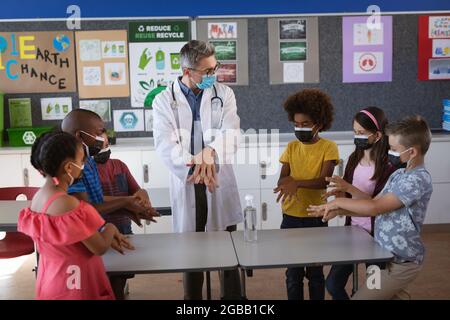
[{"xmin": 189, "ymin": 62, "xmax": 221, "ymax": 76}]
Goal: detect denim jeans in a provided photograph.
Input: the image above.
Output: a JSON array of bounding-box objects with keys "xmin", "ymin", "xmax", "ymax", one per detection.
[
  {"xmin": 326, "ymin": 262, "xmax": 387, "ymax": 300},
  {"xmin": 280, "ymin": 214, "xmax": 327, "ymax": 300}
]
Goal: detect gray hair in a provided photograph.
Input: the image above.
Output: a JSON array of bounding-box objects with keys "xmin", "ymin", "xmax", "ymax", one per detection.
[{"xmin": 180, "ymin": 40, "xmax": 215, "ymax": 69}]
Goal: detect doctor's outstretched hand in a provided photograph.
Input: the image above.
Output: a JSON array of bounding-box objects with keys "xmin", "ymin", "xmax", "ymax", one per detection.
[{"xmin": 187, "ymin": 146, "xmax": 219, "ymax": 193}]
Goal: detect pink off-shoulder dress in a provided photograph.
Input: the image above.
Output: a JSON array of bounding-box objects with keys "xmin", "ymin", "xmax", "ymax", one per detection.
[{"xmin": 18, "ymin": 192, "xmax": 115, "ymax": 300}]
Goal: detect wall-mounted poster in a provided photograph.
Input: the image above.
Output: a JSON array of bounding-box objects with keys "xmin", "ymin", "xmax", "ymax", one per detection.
[
  {"xmin": 79, "ymin": 99, "xmax": 112, "ymax": 122},
  {"xmin": 208, "ymin": 22, "xmax": 237, "ymax": 39},
  {"xmin": 0, "ymin": 31, "xmax": 76, "ymax": 93},
  {"xmin": 75, "ymin": 30, "xmax": 130, "ymax": 98},
  {"xmin": 129, "ymin": 20, "xmax": 190, "ymax": 108},
  {"xmin": 279, "ymin": 19, "xmax": 306, "ymax": 40},
  {"xmin": 8, "ymin": 98, "xmax": 32, "ymax": 127},
  {"xmin": 215, "ymin": 63, "xmax": 237, "ymax": 83},
  {"xmin": 210, "ymin": 40, "xmax": 237, "ymax": 60},
  {"xmin": 268, "ymin": 17, "xmax": 319, "ymax": 84},
  {"xmin": 113, "ymin": 109, "xmax": 144, "ymax": 132},
  {"xmin": 419, "ymin": 15, "xmax": 450, "ymax": 81},
  {"xmin": 280, "ymin": 42, "xmax": 307, "ymax": 61},
  {"xmin": 342, "ymin": 16, "xmax": 392, "ymax": 83},
  {"xmin": 40, "ymin": 97, "xmax": 72, "ymax": 120}
]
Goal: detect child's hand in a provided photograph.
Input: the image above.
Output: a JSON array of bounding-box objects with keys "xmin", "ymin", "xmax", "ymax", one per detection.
[
  {"xmin": 307, "ymin": 202, "xmax": 339, "ymax": 222},
  {"xmin": 112, "ymin": 232, "xmax": 135, "ymax": 255},
  {"xmin": 321, "ymin": 189, "xmax": 346, "ymax": 200},
  {"xmin": 326, "ymin": 176, "xmax": 352, "ymax": 193},
  {"xmin": 273, "ymin": 176, "xmax": 300, "ymax": 203}
]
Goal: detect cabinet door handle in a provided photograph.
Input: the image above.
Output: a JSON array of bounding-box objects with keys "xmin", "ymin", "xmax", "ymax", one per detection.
[
  {"xmin": 260, "ymin": 161, "xmax": 267, "ymax": 180},
  {"xmin": 143, "ymin": 164, "xmax": 149, "ymax": 183},
  {"xmin": 338, "ymin": 159, "xmax": 344, "ymax": 177},
  {"xmin": 261, "ymin": 202, "xmax": 268, "ymax": 221},
  {"xmin": 23, "ymin": 168, "xmax": 29, "ymax": 187}
]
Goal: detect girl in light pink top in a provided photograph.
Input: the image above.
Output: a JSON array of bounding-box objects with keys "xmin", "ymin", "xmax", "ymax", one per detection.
[{"xmin": 323, "ymin": 107, "xmax": 396, "ymax": 300}]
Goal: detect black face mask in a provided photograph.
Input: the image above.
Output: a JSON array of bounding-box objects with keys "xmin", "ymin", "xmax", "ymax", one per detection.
[
  {"xmin": 94, "ymin": 148, "xmax": 111, "ymax": 164},
  {"xmin": 354, "ymin": 135, "xmax": 373, "ymax": 150},
  {"xmin": 80, "ymin": 131, "xmax": 105, "ymax": 157},
  {"xmin": 295, "ymin": 127, "xmax": 316, "ymax": 143},
  {"xmin": 388, "ymin": 150, "xmax": 408, "ymax": 169}
]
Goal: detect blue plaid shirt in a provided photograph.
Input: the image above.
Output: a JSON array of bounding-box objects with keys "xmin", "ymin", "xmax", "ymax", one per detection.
[{"xmin": 68, "ymin": 156, "xmax": 104, "ymax": 204}]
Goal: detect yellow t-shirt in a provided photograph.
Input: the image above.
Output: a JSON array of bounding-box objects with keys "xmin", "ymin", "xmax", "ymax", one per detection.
[{"xmin": 279, "ymin": 138, "xmax": 339, "ymax": 217}]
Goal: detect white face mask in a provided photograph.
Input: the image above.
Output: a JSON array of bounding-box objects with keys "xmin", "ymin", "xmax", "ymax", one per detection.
[{"xmin": 67, "ymin": 162, "xmax": 85, "ymax": 186}]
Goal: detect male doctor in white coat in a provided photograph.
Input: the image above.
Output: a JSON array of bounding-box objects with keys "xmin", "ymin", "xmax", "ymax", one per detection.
[{"xmin": 152, "ymin": 40, "xmax": 243, "ymax": 300}]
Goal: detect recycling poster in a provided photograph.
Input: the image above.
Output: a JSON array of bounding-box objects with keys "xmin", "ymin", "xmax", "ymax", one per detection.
[{"xmin": 128, "ymin": 20, "xmax": 190, "ymax": 108}]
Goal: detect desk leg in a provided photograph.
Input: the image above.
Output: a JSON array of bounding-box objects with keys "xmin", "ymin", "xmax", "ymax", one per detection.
[
  {"xmin": 240, "ymin": 268, "xmax": 247, "ymax": 299},
  {"xmin": 206, "ymin": 271, "xmax": 211, "ymax": 300},
  {"xmin": 352, "ymin": 264, "xmax": 359, "ymax": 296}
]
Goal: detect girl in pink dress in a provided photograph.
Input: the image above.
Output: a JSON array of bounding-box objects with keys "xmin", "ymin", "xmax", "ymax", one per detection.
[{"xmin": 18, "ymin": 131, "xmax": 134, "ymax": 300}]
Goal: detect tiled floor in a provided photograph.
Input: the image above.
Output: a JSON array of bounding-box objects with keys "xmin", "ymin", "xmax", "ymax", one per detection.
[{"xmin": 1, "ymin": 230, "xmax": 449, "ymax": 300}]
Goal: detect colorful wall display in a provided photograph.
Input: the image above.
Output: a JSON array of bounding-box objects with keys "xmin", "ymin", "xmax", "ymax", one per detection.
[
  {"xmin": 113, "ymin": 109, "xmax": 144, "ymax": 132},
  {"xmin": 8, "ymin": 98, "xmax": 32, "ymax": 127},
  {"xmin": 418, "ymin": 15, "xmax": 450, "ymax": 81},
  {"xmin": 75, "ymin": 30, "xmax": 130, "ymax": 98},
  {"xmin": 268, "ymin": 17, "xmax": 319, "ymax": 84},
  {"xmin": 342, "ymin": 16, "xmax": 393, "ymax": 83},
  {"xmin": 40, "ymin": 97, "xmax": 72, "ymax": 120},
  {"xmin": 128, "ymin": 20, "xmax": 190, "ymax": 108},
  {"xmin": 0, "ymin": 31, "xmax": 76, "ymax": 93},
  {"xmin": 79, "ymin": 99, "xmax": 112, "ymax": 122},
  {"xmin": 197, "ymin": 18, "xmax": 249, "ymax": 86}
]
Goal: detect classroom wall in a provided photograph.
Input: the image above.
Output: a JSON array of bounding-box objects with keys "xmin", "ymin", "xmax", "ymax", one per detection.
[{"xmin": 1, "ymin": 14, "xmax": 449, "ymax": 138}]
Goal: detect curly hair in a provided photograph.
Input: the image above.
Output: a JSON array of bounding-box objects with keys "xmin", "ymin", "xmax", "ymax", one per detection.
[
  {"xmin": 283, "ymin": 88, "xmax": 334, "ymax": 131},
  {"xmin": 30, "ymin": 131, "xmax": 81, "ymax": 177}
]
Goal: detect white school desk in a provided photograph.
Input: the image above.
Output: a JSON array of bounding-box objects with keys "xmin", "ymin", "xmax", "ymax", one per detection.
[
  {"xmin": 231, "ymin": 226, "xmax": 394, "ymax": 298},
  {"xmin": 102, "ymin": 231, "xmax": 238, "ymax": 299}
]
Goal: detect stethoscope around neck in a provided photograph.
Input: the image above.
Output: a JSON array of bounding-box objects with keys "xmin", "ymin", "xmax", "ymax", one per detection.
[
  {"xmin": 170, "ymin": 82, "xmax": 225, "ymax": 142},
  {"xmin": 170, "ymin": 81, "xmax": 223, "ymax": 110}
]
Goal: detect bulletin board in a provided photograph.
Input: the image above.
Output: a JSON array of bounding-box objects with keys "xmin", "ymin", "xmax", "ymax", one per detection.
[
  {"xmin": 1, "ymin": 15, "xmax": 450, "ymax": 139},
  {"xmin": 75, "ymin": 30, "xmax": 130, "ymax": 98},
  {"xmin": 418, "ymin": 15, "xmax": 450, "ymax": 81},
  {"xmin": 196, "ymin": 18, "xmax": 249, "ymax": 86},
  {"xmin": 267, "ymin": 17, "xmax": 320, "ymax": 84},
  {"xmin": 0, "ymin": 31, "xmax": 76, "ymax": 93}
]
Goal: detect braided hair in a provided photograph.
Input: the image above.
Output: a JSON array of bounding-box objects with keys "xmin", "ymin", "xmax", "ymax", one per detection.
[{"xmin": 30, "ymin": 131, "xmax": 81, "ymax": 177}]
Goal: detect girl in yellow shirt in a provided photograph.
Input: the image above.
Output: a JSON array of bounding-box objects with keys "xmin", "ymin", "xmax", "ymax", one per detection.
[{"xmin": 274, "ymin": 88, "xmax": 339, "ymax": 300}]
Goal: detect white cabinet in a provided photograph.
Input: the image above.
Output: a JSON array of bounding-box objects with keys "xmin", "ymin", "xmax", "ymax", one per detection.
[
  {"xmin": 131, "ymin": 222, "xmax": 146, "ymax": 235},
  {"xmin": 260, "ymin": 189, "xmax": 283, "ymax": 230},
  {"xmin": 145, "ymin": 216, "xmax": 172, "ymax": 234},
  {"xmin": 425, "ymin": 141, "xmax": 450, "ymax": 184},
  {"xmin": 142, "ymin": 151, "xmax": 170, "ymax": 189},
  {"xmin": 425, "ymin": 183, "xmax": 450, "ymax": 224},
  {"xmin": 21, "ymin": 154, "xmax": 45, "ymax": 187},
  {"xmin": 259, "ymin": 147, "xmax": 283, "ymax": 189},
  {"xmin": 232, "ymin": 147, "xmax": 260, "ymax": 190},
  {"xmin": 111, "ymin": 150, "xmax": 144, "ymax": 187},
  {"xmin": 0, "ymin": 154, "xmax": 25, "ymax": 187}
]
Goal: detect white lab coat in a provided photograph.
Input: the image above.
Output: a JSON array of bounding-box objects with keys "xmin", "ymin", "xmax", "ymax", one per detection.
[{"xmin": 152, "ymin": 80, "xmax": 243, "ymax": 232}]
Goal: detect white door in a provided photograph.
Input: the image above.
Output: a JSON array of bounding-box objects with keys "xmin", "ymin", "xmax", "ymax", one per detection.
[
  {"xmin": 232, "ymin": 147, "xmax": 260, "ymax": 190},
  {"xmin": 110, "ymin": 150, "xmax": 144, "ymax": 187},
  {"xmin": 260, "ymin": 188, "xmax": 283, "ymax": 230},
  {"xmin": 142, "ymin": 151, "xmax": 170, "ymax": 189},
  {"xmin": 21, "ymin": 154, "xmax": 45, "ymax": 187},
  {"xmin": 0, "ymin": 154, "xmax": 24, "ymax": 187}
]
